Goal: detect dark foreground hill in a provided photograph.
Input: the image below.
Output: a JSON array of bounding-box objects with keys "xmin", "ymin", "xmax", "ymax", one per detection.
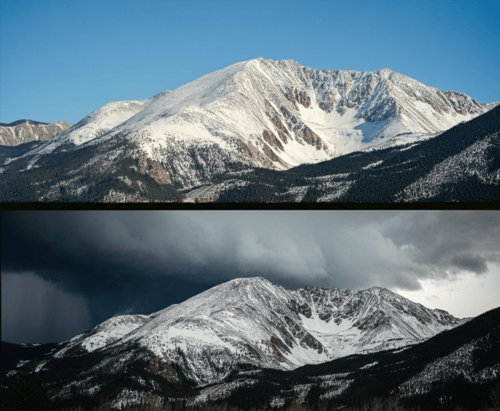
[{"xmin": 208, "ymin": 306, "xmax": 500, "ymax": 410}]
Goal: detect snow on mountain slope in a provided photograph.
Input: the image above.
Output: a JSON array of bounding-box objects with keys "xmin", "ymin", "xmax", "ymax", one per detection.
[
  {"xmin": 114, "ymin": 277, "xmax": 330, "ymax": 384},
  {"xmin": 288, "ymin": 285, "xmax": 463, "ymax": 357},
  {"xmin": 98, "ymin": 277, "xmax": 463, "ymax": 385},
  {"xmin": 24, "ymin": 99, "xmax": 150, "ymax": 157},
  {"xmin": 85, "ymin": 58, "xmax": 489, "ymax": 188},
  {"xmin": 0, "ymin": 120, "xmax": 70, "ymax": 146},
  {"xmin": 54, "ymin": 314, "xmax": 150, "ymax": 357},
  {"xmin": 11, "ymin": 58, "xmax": 493, "ymax": 190}
]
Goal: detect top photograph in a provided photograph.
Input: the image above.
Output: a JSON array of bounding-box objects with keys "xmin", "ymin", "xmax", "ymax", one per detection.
[{"xmin": 1, "ymin": 0, "xmax": 499, "ymax": 204}]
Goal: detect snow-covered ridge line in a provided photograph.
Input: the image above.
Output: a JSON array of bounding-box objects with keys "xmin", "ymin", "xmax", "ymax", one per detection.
[
  {"xmin": 48, "ymin": 277, "xmax": 465, "ymax": 387},
  {"xmin": 54, "ymin": 314, "xmax": 150, "ymax": 357},
  {"xmin": 25, "ymin": 99, "xmax": 149, "ymax": 157},
  {"xmin": 10, "ymin": 58, "xmax": 496, "ymax": 189}
]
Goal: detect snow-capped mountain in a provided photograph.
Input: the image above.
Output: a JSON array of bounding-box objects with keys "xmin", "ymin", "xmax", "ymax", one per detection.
[
  {"xmin": 197, "ymin": 104, "xmax": 500, "ymax": 203},
  {"xmin": 5, "ymin": 277, "xmax": 488, "ymax": 411},
  {"xmin": 0, "ymin": 119, "xmax": 70, "ymax": 146},
  {"xmin": 30, "ymin": 277, "xmax": 464, "ymax": 387},
  {"xmin": 126, "ymin": 278, "xmax": 461, "ymax": 384},
  {"xmin": 6, "ymin": 58, "xmax": 495, "ymax": 191}
]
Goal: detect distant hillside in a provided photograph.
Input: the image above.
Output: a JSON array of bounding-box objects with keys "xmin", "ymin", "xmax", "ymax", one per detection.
[
  {"xmin": 0, "ymin": 120, "xmax": 71, "ymax": 146},
  {"xmin": 0, "ymin": 119, "xmax": 49, "ymax": 127}
]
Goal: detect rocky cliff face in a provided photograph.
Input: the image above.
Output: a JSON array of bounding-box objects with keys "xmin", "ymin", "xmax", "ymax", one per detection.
[{"xmin": 0, "ymin": 120, "xmax": 71, "ymax": 146}]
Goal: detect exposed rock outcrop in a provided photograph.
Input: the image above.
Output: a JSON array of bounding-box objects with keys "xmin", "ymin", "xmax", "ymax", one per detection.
[
  {"xmin": 262, "ymin": 130, "xmax": 284, "ymax": 152},
  {"xmin": 285, "ymin": 87, "xmax": 311, "ymax": 108},
  {"xmin": 137, "ymin": 154, "xmax": 172, "ymax": 185}
]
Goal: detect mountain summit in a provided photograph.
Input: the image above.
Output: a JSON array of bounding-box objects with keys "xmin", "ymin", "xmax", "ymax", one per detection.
[
  {"xmin": 3, "ymin": 279, "xmax": 498, "ymax": 411},
  {"xmin": 6, "ymin": 58, "xmax": 494, "ymax": 192},
  {"xmin": 39, "ymin": 277, "xmax": 464, "ymax": 386}
]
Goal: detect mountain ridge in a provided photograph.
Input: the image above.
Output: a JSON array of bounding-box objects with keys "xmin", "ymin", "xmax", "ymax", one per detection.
[
  {"xmin": 2, "ymin": 58, "xmax": 496, "ymax": 194},
  {"xmin": 27, "ymin": 277, "xmax": 465, "ymax": 386},
  {"xmin": 0, "ymin": 119, "xmax": 71, "ymax": 146},
  {"xmin": 4, "ymin": 277, "xmax": 496, "ymax": 411}
]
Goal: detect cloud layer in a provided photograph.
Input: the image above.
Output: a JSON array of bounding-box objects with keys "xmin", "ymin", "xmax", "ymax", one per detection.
[{"xmin": 4, "ymin": 211, "xmax": 500, "ymax": 291}]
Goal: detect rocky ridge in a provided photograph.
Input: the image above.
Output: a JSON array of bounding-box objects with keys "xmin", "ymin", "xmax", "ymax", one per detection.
[{"xmin": 0, "ymin": 120, "xmax": 71, "ymax": 146}]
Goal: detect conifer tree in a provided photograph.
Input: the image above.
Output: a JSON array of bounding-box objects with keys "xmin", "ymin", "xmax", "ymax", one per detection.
[{"xmin": 10, "ymin": 375, "xmax": 37, "ymax": 410}]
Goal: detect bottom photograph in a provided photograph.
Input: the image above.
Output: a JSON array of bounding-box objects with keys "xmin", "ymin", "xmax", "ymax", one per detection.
[{"xmin": 2, "ymin": 211, "xmax": 500, "ymax": 411}]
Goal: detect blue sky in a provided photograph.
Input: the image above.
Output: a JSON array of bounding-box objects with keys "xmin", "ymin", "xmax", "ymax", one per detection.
[{"xmin": 1, "ymin": 0, "xmax": 499, "ymax": 125}]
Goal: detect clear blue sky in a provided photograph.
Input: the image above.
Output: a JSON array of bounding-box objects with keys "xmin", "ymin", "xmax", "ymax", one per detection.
[{"xmin": 1, "ymin": 0, "xmax": 499, "ymax": 125}]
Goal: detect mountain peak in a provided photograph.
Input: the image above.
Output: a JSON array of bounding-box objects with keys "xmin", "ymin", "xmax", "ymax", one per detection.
[
  {"xmin": 7, "ymin": 58, "xmax": 495, "ymax": 193},
  {"xmin": 367, "ymin": 285, "xmax": 385, "ymax": 294},
  {"xmin": 26, "ymin": 276, "xmax": 466, "ymax": 388},
  {"xmin": 230, "ymin": 275, "xmax": 267, "ymax": 282},
  {"xmin": 226, "ymin": 276, "xmax": 271, "ymax": 287},
  {"xmin": 376, "ymin": 67, "xmax": 394, "ymax": 77}
]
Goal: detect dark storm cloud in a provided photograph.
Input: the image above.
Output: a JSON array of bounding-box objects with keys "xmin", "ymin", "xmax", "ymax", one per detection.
[
  {"xmin": 4, "ymin": 211, "xmax": 500, "ymax": 292},
  {"xmin": 1, "ymin": 272, "xmax": 91, "ymax": 343},
  {"xmin": 1, "ymin": 211, "xmax": 224, "ymax": 332},
  {"xmin": 3, "ymin": 210, "xmax": 500, "ymax": 343},
  {"xmin": 380, "ymin": 211, "xmax": 500, "ymax": 277},
  {"xmin": 3, "ymin": 212, "xmax": 210, "ymax": 293},
  {"xmin": 450, "ymin": 254, "xmax": 488, "ymax": 274}
]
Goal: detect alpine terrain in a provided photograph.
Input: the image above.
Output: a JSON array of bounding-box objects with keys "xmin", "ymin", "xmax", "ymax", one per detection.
[
  {"xmin": 0, "ymin": 119, "xmax": 71, "ymax": 146},
  {"xmin": 4, "ymin": 277, "xmax": 494, "ymax": 411},
  {"xmin": 0, "ymin": 58, "xmax": 498, "ymax": 202}
]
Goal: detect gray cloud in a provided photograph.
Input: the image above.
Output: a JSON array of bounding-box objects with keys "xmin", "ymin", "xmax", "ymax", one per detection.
[
  {"xmin": 450, "ymin": 254, "xmax": 488, "ymax": 274},
  {"xmin": 4, "ymin": 211, "xmax": 500, "ymax": 294},
  {"xmin": 380, "ymin": 211, "xmax": 500, "ymax": 278},
  {"xmin": 1, "ymin": 272, "xmax": 92, "ymax": 343}
]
